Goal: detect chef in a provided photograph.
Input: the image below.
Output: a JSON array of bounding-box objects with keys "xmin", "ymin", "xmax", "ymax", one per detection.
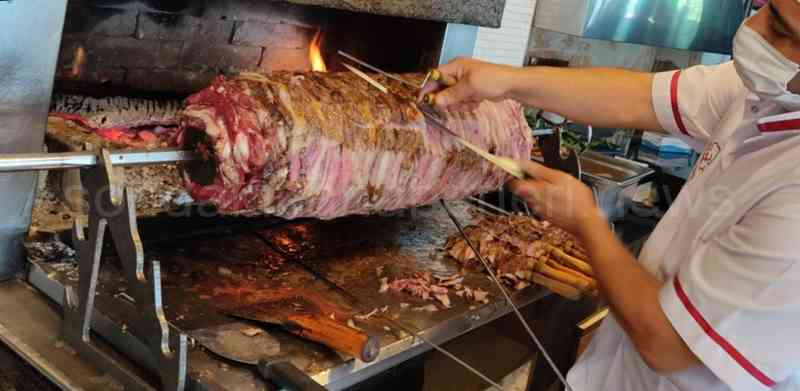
[{"xmin": 423, "ymin": 1, "xmax": 800, "ymax": 390}]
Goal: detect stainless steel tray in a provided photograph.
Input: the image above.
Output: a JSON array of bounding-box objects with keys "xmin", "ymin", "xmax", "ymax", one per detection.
[{"xmin": 580, "ymin": 152, "xmax": 653, "ymax": 188}]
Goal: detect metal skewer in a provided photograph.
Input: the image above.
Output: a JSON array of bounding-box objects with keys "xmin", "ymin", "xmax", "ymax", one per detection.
[
  {"xmin": 0, "ymin": 148, "xmax": 195, "ymax": 172},
  {"xmin": 384, "ymin": 320, "xmax": 504, "ymax": 391},
  {"xmin": 467, "ymin": 196, "xmax": 512, "ymax": 216},
  {"xmin": 440, "ymin": 200, "xmax": 575, "ymax": 391},
  {"xmin": 337, "ymin": 51, "xmax": 417, "ymax": 87},
  {"xmin": 342, "ymin": 63, "xmax": 389, "ymax": 94}
]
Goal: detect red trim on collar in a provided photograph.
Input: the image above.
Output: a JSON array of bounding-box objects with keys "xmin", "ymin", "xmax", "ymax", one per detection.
[
  {"xmin": 670, "ymin": 71, "xmax": 690, "ymax": 136},
  {"xmin": 673, "ymin": 277, "xmax": 777, "ymax": 388},
  {"xmin": 757, "ymin": 118, "xmax": 800, "ymax": 133}
]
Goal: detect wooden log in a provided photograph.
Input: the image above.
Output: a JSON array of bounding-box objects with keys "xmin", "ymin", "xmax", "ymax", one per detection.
[{"xmin": 284, "ymin": 314, "xmax": 380, "ymax": 362}]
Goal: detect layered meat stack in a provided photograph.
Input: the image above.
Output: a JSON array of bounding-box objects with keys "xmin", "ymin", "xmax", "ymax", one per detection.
[
  {"xmin": 445, "ymin": 214, "xmax": 596, "ymax": 299},
  {"xmin": 179, "ymin": 71, "xmax": 533, "ymax": 219}
]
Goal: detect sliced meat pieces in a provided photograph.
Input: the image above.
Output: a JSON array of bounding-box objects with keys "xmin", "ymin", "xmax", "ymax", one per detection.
[{"xmin": 444, "ymin": 214, "xmax": 595, "ymax": 298}]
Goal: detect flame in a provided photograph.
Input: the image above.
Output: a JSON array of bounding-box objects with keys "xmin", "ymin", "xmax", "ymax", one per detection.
[
  {"xmin": 309, "ymin": 30, "xmax": 327, "ymax": 72},
  {"xmin": 70, "ymin": 45, "xmax": 86, "ymax": 78}
]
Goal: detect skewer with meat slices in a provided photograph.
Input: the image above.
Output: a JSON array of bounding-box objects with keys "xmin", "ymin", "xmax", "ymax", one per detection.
[{"xmin": 444, "ymin": 214, "xmax": 597, "ymax": 300}]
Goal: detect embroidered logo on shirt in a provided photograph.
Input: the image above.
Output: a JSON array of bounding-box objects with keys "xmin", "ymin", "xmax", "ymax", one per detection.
[{"xmin": 690, "ymin": 142, "xmax": 721, "ymax": 180}]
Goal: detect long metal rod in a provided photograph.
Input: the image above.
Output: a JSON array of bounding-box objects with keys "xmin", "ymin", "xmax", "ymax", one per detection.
[
  {"xmin": 440, "ymin": 200, "xmax": 574, "ymax": 391},
  {"xmin": 467, "ymin": 196, "xmax": 511, "ymax": 216},
  {"xmin": 0, "ymin": 148, "xmax": 195, "ymax": 172},
  {"xmin": 337, "ymin": 51, "xmax": 417, "ymax": 87},
  {"xmin": 385, "ymin": 319, "xmax": 503, "ymax": 390}
]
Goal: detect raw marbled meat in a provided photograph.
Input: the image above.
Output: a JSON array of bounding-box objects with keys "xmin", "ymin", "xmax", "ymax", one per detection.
[{"xmin": 179, "ymin": 71, "xmax": 533, "ymax": 219}]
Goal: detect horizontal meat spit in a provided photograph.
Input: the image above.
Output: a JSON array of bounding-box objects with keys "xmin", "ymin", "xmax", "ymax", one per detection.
[{"xmin": 0, "ymin": 148, "xmax": 194, "ymax": 172}]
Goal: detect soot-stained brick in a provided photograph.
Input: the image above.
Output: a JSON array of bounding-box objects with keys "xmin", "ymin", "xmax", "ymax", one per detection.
[
  {"xmin": 204, "ymin": 0, "xmax": 325, "ymax": 27},
  {"xmin": 137, "ymin": 12, "xmax": 234, "ymax": 43},
  {"xmin": 233, "ymin": 22, "xmax": 315, "ymax": 48},
  {"xmin": 126, "ymin": 68, "xmax": 217, "ymax": 94},
  {"xmin": 181, "ymin": 43, "xmax": 262, "ymax": 71},
  {"xmin": 59, "ymin": 35, "xmax": 183, "ymax": 69},
  {"xmin": 259, "ymin": 47, "xmax": 311, "ymax": 72},
  {"xmin": 63, "ymin": 4, "xmax": 138, "ymax": 37}
]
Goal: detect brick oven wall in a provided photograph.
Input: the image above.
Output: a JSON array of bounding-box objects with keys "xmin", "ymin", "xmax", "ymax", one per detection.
[{"xmin": 57, "ymin": 1, "xmax": 329, "ymax": 95}]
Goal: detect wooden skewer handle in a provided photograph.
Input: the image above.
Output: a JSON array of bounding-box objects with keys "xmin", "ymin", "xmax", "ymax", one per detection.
[
  {"xmin": 285, "ymin": 315, "xmax": 380, "ymax": 363},
  {"xmin": 539, "ymin": 263, "xmax": 592, "ymax": 291},
  {"xmin": 530, "ymin": 273, "xmax": 582, "ymax": 300},
  {"xmin": 546, "ymin": 260, "xmax": 596, "ymax": 290},
  {"xmin": 547, "ymin": 244, "xmax": 594, "ymax": 276}
]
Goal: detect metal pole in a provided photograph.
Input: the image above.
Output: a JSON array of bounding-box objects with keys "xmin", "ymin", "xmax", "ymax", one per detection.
[{"xmin": 0, "ymin": 149, "xmax": 195, "ymax": 172}]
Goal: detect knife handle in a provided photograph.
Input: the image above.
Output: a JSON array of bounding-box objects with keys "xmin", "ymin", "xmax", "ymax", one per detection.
[
  {"xmin": 258, "ymin": 359, "xmax": 327, "ymax": 391},
  {"xmin": 422, "ymin": 69, "xmax": 457, "ymax": 105},
  {"xmin": 428, "ymin": 69, "xmax": 456, "ymax": 86},
  {"xmin": 284, "ymin": 314, "xmax": 380, "ymax": 362}
]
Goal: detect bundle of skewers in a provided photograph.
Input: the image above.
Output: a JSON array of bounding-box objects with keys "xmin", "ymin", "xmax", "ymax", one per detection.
[{"xmin": 445, "ymin": 214, "xmax": 596, "ymax": 300}]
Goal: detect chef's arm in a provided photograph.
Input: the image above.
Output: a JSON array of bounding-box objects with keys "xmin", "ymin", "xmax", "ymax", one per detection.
[
  {"xmin": 423, "ymin": 57, "xmax": 664, "ymax": 132},
  {"xmin": 576, "ymin": 215, "xmax": 701, "ymax": 373},
  {"xmin": 507, "ymin": 67, "xmax": 662, "ymax": 132},
  {"xmin": 509, "ymin": 161, "xmax": 699, "ymax": 374}
]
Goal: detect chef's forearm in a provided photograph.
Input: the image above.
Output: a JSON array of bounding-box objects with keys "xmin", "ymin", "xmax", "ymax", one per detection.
[
  {"xmin": 506, "ymin": 67, "xmax": 663, "ymax": 132},
  {"xmin": 578, "ymin": 217, "xmax": 662, "ymax": 337},
  {"xmin": 577, "ymin": 215, "xmax": 699, "ymax": 373}
]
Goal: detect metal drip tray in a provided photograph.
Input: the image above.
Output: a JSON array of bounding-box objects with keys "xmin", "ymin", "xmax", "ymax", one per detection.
[
  {"xmin": 580, "ymin": 152, "xmax": 654, "ymax": 221},
  {"xmin": 581, "ymin": 152, "xmax": 653, "ymax": 188}
]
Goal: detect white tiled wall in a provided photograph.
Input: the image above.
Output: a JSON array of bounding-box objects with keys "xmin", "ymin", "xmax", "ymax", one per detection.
[{"xmin": 472, "ymin": 0, "xmax": 537, "ymax": 66}]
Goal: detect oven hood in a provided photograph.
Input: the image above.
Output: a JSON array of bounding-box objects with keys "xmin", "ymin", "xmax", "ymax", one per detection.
[{"xmin": 533, "ymin": 0, "xmax": 747, "ymax": 54}]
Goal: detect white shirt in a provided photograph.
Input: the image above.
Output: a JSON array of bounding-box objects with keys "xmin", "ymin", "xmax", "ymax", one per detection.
[{"xmin": 567, "ymin": 62, "xmax": 800, "ymax": 391}]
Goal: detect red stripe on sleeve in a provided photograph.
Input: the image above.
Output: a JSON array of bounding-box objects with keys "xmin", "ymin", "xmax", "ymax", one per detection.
[
  {"xmin": 758, "ymin": 119, "xmax": 800, "ymax": 133},
  {"xmin": 673, "ymin": 277, "xmax": 776, "ymax": 388},
  {"xmin": 670, "ymin": 71, "xmax": 690, "ymax": 136}
]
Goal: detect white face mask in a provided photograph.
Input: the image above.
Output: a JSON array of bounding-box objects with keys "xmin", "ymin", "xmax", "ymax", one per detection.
[{"xmin": 733, "ymin": 24, "xmax": 800, "ymax": 110}]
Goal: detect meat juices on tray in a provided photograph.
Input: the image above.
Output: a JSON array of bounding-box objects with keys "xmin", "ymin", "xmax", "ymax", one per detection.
[{"xmin": 179, "ymin": 71, "xmax": 533, "ymax": 219}]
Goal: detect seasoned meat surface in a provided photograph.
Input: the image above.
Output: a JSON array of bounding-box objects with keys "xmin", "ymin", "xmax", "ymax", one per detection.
[{"xmin": 180, "ymin": 71, "xmax": 533, "ymax": 219}]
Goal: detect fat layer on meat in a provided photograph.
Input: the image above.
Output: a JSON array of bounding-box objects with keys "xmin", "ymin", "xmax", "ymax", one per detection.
[{"xmin": 179, "ymin": 72, "xmax": 533, "ymax": 219}]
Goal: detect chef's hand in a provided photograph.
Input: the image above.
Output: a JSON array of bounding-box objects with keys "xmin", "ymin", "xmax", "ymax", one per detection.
[
  {"xmin": 508, "ymin": 160, "xmax": 604, "ymax": 238},
  {"xmin": 419, "ymin": 57, "xmax": 518, "ymax": 107}
]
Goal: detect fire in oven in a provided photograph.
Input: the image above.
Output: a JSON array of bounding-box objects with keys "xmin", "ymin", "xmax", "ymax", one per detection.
[{"xmin": 0, "ymin": 1, "xmax": 597, "ymax": 390}]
